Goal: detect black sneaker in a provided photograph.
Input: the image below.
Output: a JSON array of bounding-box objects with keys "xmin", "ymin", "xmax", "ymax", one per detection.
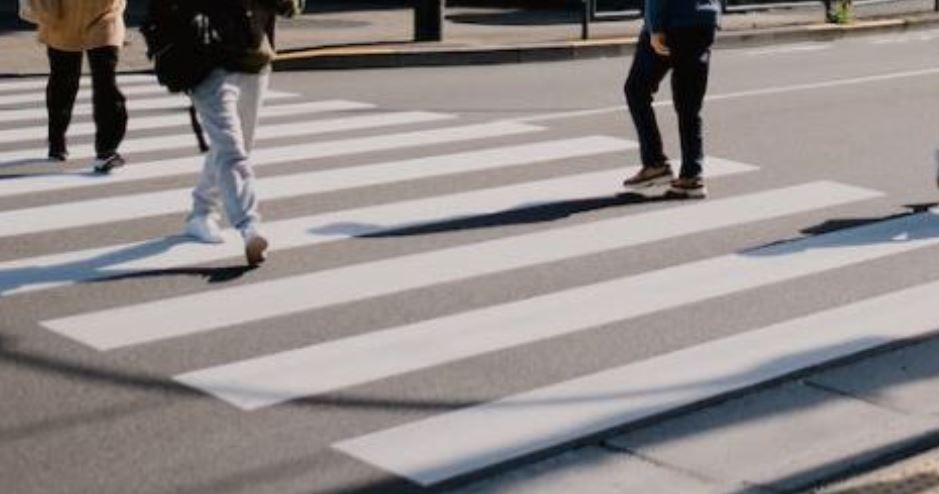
[
  {"xmin": 92, "ymin": 153, "xmax": 125, "ymax": 174},
  {"xmin": 48, "ymin": 149, "xmax": 69, "ymax": 162},
  {"xmin": 623, "ymin": 164, "xmax": 674, "ymax": 191},
  {"xmin": 666, "ymin": 176, "xmax": 707, "ymax": 199}
]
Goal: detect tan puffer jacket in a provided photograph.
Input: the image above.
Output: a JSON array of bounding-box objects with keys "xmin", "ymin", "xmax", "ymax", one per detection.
[{"xmin": 29, "ymin": 0, "xmax": 126, "ymax": 52}]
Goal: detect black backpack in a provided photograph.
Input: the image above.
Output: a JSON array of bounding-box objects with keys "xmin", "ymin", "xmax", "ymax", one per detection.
[
  {"xmin": 141, "ymin": 0, "xmax": 269, "ymax": 93},
  {"xmin": 140, "ymin": 0, "xmax": 217, "ymax": 93}
]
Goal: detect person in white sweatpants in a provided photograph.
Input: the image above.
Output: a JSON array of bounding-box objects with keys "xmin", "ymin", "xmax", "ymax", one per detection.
[
  {"xmin": 183, "ymin": 0, "xmax": 304, "ymax": 266},
  {"xmin": 187, "ymin": 69, "xmax": 268, "ymax": 265}
]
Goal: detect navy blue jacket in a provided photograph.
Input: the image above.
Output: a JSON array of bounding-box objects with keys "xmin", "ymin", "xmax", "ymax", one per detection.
[{"xmin": 644, "ymin": 0, "xmax": 720, "ymax": 32}]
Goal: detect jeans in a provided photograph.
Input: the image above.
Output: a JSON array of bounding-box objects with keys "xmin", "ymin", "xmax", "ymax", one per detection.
[
  {"xmin": 189, "ymin": 69, "xmax": 268, "ymax": 233},
  {"xmin": 624, "ymin": 27, "xmax": 716, "ymax": 179},
  {"xmin": 46, "ymin": 46, "xmax": 127, "ymax": 158}
]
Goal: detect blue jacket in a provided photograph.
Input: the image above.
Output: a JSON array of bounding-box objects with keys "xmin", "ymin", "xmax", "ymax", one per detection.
[{"xmin": 644, "ymin": 0, "xmax": 720, "ymax": 32}]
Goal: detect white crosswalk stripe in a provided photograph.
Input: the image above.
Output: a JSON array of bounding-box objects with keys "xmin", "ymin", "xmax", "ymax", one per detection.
[
  {"xmin": 0, "ymin": 83, "xmax": 166, "ymax": 107},
  {"xmin": 0, "ymin": 90, "xmax": 295, "ymax": 124},
  {"xmin": 0, "ymin": 74, "xmax": 158, "ymax": 94},
  {"xmin": 5, "ymin": 77, "xmax": 931, "ymax": 490},
  {"xmin": 0, "ymin": 100, "xmax": 375, "ymax": 145},
  {"xmin": 0, "ymin": 110, "xmax": 454, "ymax": 164}
]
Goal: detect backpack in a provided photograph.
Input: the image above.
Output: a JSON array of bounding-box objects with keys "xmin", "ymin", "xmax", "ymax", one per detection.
[
  {"xmin": 140, "ymin": 0, "xmax": 217, "ymax": 93},
  {"xmin": 141, "ymin": 0, "xmax": 273, "ymax": 92}
]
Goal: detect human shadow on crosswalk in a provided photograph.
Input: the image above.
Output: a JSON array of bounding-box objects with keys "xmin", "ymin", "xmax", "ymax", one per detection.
[
  {"xmin": 329, "ymin": 192, "xmax": 679, "ymax": 238},
  {"xmin": 741, "ymin": 204, "xmax": 939, "ymax": 257},
  {"xmin": 0, "ymin": 235, "xmax": 251, "ymax": 297},
  {"xmin": 0, "ymin": 158, "xmax": 70, "ymax": 172}
]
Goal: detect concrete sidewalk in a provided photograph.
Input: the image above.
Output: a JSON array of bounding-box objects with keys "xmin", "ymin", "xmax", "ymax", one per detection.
[
  {"xmin": 1, "ymin": 0, "xmax": 939, "ymax": 74},
  {"xmin": 454, "ymin": 335, "xmax": 939, "ymax": 493}
]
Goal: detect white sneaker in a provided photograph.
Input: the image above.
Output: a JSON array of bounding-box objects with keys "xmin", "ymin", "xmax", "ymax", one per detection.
[
  {"xmin": 185, "ymin": 215, "xmax": 225, "ymax": 244},
  {"xmin": 241, "ymin": 225, "xmax": 269, "ymax": 266}
]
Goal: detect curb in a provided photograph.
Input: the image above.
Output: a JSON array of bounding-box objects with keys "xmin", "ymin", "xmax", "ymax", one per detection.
[{"xmin": 273, "ymin": 12, "xmax": 939, "ymax": 71}]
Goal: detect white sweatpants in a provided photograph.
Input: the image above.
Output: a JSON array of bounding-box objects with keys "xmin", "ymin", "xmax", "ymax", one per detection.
[{"xmin": 189, "ymin": 68, "xmax": 269, "ymax": 234}]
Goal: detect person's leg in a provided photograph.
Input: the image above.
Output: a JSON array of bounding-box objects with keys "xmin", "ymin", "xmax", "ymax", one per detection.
[
  {"xmin": 236, "ymin": 71, "xmax": 268, "ymax": 153},
  {"xmin": 87, "ymin": 46, "xmax": 127, "ymax": 171},
  {"xmin": 624, "ymin": 30, "xmax": 672, "ymax": 169},
  {"xmin": 231, "ymin": 71, "xmax": 269, "ymax": 265},
  {"xmin": 46, "ymin": 47, "xmax": 82, "ymax": 160},
  {"xmin": 189, "ymin": 69, "xmax": 266, "ymax": 264},
  {"xmin": 184, "ymin": 145, "xmax": 225, "ymax": 243},
  {"xmin": 670, "ymin": 27, "xmax": 715, "ymax": 180}
]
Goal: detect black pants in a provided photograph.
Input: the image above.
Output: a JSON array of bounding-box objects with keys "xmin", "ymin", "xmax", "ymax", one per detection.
[
  {"xmin": 47, "ymin": 46, "xmax": 127, "ymax": 159},
  {"xmin": 624, "ymin": 27, "xmax": 715, "ymax": 179}
]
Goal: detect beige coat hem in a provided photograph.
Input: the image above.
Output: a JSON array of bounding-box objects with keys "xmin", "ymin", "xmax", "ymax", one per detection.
[{"xmin": 30, "ymin": 0, "xmax": 127, "ymax": 52}]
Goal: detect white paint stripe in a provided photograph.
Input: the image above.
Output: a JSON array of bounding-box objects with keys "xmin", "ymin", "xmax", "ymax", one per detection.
[
  {"xmin": 0, "ymin": 121, "xmax": 541, "ymax": 198},
  {"xmin": 45, "ymin": 180, "xmax": 887, "ymax": 353},
  {"xmin": 334, "ymin": 247, "xmax": 939, "ymax": 486},
  {"xmin": 174, "ymin": 182, "xmax": 880, "ymax": 410},
  {"xmin": 745, "ymin": 43, "xmax": 830, "ymax": 56},
  {"xmin": 0, "ymin": 100, "xmax": 375, "ymax": 144},
  {"xmin": 0, "ymin": 74, "xmax": 158, "ymax": 94},
  {"xmin": 3, "ymin": 155, "xmax": 727, "ymax": 296},
  {"xmin": 870, "ymin": 33, "xmax": 939, "ymax": 44},
  {"xmin": 0, "ymin": 91, "xmax": 294, "ymax": 124},
  {"xmin": 0, "ymin": 110, "xmax": 453, "ymax": 164},
  {"xmin": 513, "ymin": 67, "xmax": 939, "ymax": 124},
  {"xmin": 0, "ymin": 136, "xmax": 631, "ymax": 237},
  {"xmin": 0, "ymin": 83, "xmax": 167, "ymax": 106}
]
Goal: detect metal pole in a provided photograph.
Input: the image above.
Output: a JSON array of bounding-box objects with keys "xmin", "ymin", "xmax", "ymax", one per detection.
[
  {"xmin": 415, "ymin": 0, "xmax": 444, "ymax": 42},
  {"xmin": 581, "ymin": 0, "xmax": 591, "ymax": 40}
]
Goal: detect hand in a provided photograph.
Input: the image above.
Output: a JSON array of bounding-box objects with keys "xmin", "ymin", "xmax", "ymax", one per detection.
[
  {"xmin": 276, "ymin": 0, "xmax": 304, "ymax": 18},
  {"xmin": 651, "ymin": 32, "xmax": 671, "ymax": 57}
]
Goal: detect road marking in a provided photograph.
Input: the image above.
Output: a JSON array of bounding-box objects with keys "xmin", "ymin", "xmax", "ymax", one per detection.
[
  {"xmin": 0, "ymin": 91, "xmax": 295, "ymax": 124},
  {"xmin": 334, "ymin": 253, "xmax": 939, "ymax": 486},
  {"xmin": 0, "ymin": 121, "xmax": 541, "ymax": 197},
  {"xmin": 514, "ymin": 66, "xmax": 939, "ymax": 124},
  {"xmin": 173, "ymin": 182, "xmax": 884, "ymax": 410},
  {"xmin": 870, "ymin": 32, "xmax": 939, "ymax": 44},
  {"xmin": 0, "ymin": 74, "xmax": 158, "ymax": 94},
  {"xmin": 2, "ymin": 156, "xmax": 745, "ymax": 296},
  {"xmin": 0, "ymin": 83, "xmax": 167, "ymax": 107},
  {"xmin": 0, "ymin": 111, "xmax": 455, "ymax": 164},
  {"xmin": 0, "ymin": 136, "xmax": 632, "ymax": 237},
  {"xmin": 0, "ymin": 100, "xmax": 376, "ymax": 145},
  {"xmin": 745, "ymin": 43, "xmax": 830, "ymax": 56},
  {"xmin": 43, "ymin": 180, "xmax": 890, "ymax": 352}
]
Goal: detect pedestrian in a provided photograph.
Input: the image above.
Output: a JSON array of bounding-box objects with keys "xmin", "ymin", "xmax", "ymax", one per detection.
[
  {"xmin": 182, "ymin": 0, "xmax": 304, "ymax": 266},
  {"xmin": 621, "ymin": 0, "xmax": 721, "ymax": 198},
  {"xmin": 28, "ymin": 0, "xmax": 128, "ymax": 173}
]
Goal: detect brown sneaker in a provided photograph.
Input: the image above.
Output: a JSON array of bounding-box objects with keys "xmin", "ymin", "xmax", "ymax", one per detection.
[
  {"xmin": 667, "ymin": 176, "xmax": 707, "ymax": 199},
  {"xmin": 242, "ymin": 225, "xmax": 269, "ymax": 267},
  {"xmin": 623, "ymin": 165, "xmax": 674, "ymax": 191}
]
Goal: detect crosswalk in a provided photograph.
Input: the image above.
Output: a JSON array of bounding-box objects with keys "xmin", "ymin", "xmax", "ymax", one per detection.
[{"xmin": 2, "ymin": 74, "xmax": 937, "ymax": 489}]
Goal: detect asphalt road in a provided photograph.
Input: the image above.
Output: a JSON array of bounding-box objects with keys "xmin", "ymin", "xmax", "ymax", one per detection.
[{"xmin": 3, "ymin": 27, "xmax": 939, "ymax": 494}]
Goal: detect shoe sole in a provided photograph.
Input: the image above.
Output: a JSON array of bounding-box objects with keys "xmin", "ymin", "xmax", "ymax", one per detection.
[
  {"xmin": 186, "ymin": 232, "xmax": 225, "ymax": 244},
  {"xmin": 623, "ymin": 175, "xmax": 674, "ymax": 192},
  {"xmin": 245, "ymin": 236, "xmax": 269, "ymax": 266},
  {"xmin": 666, "ymin": 186, "xmax": 708, "ymax": 199}
]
